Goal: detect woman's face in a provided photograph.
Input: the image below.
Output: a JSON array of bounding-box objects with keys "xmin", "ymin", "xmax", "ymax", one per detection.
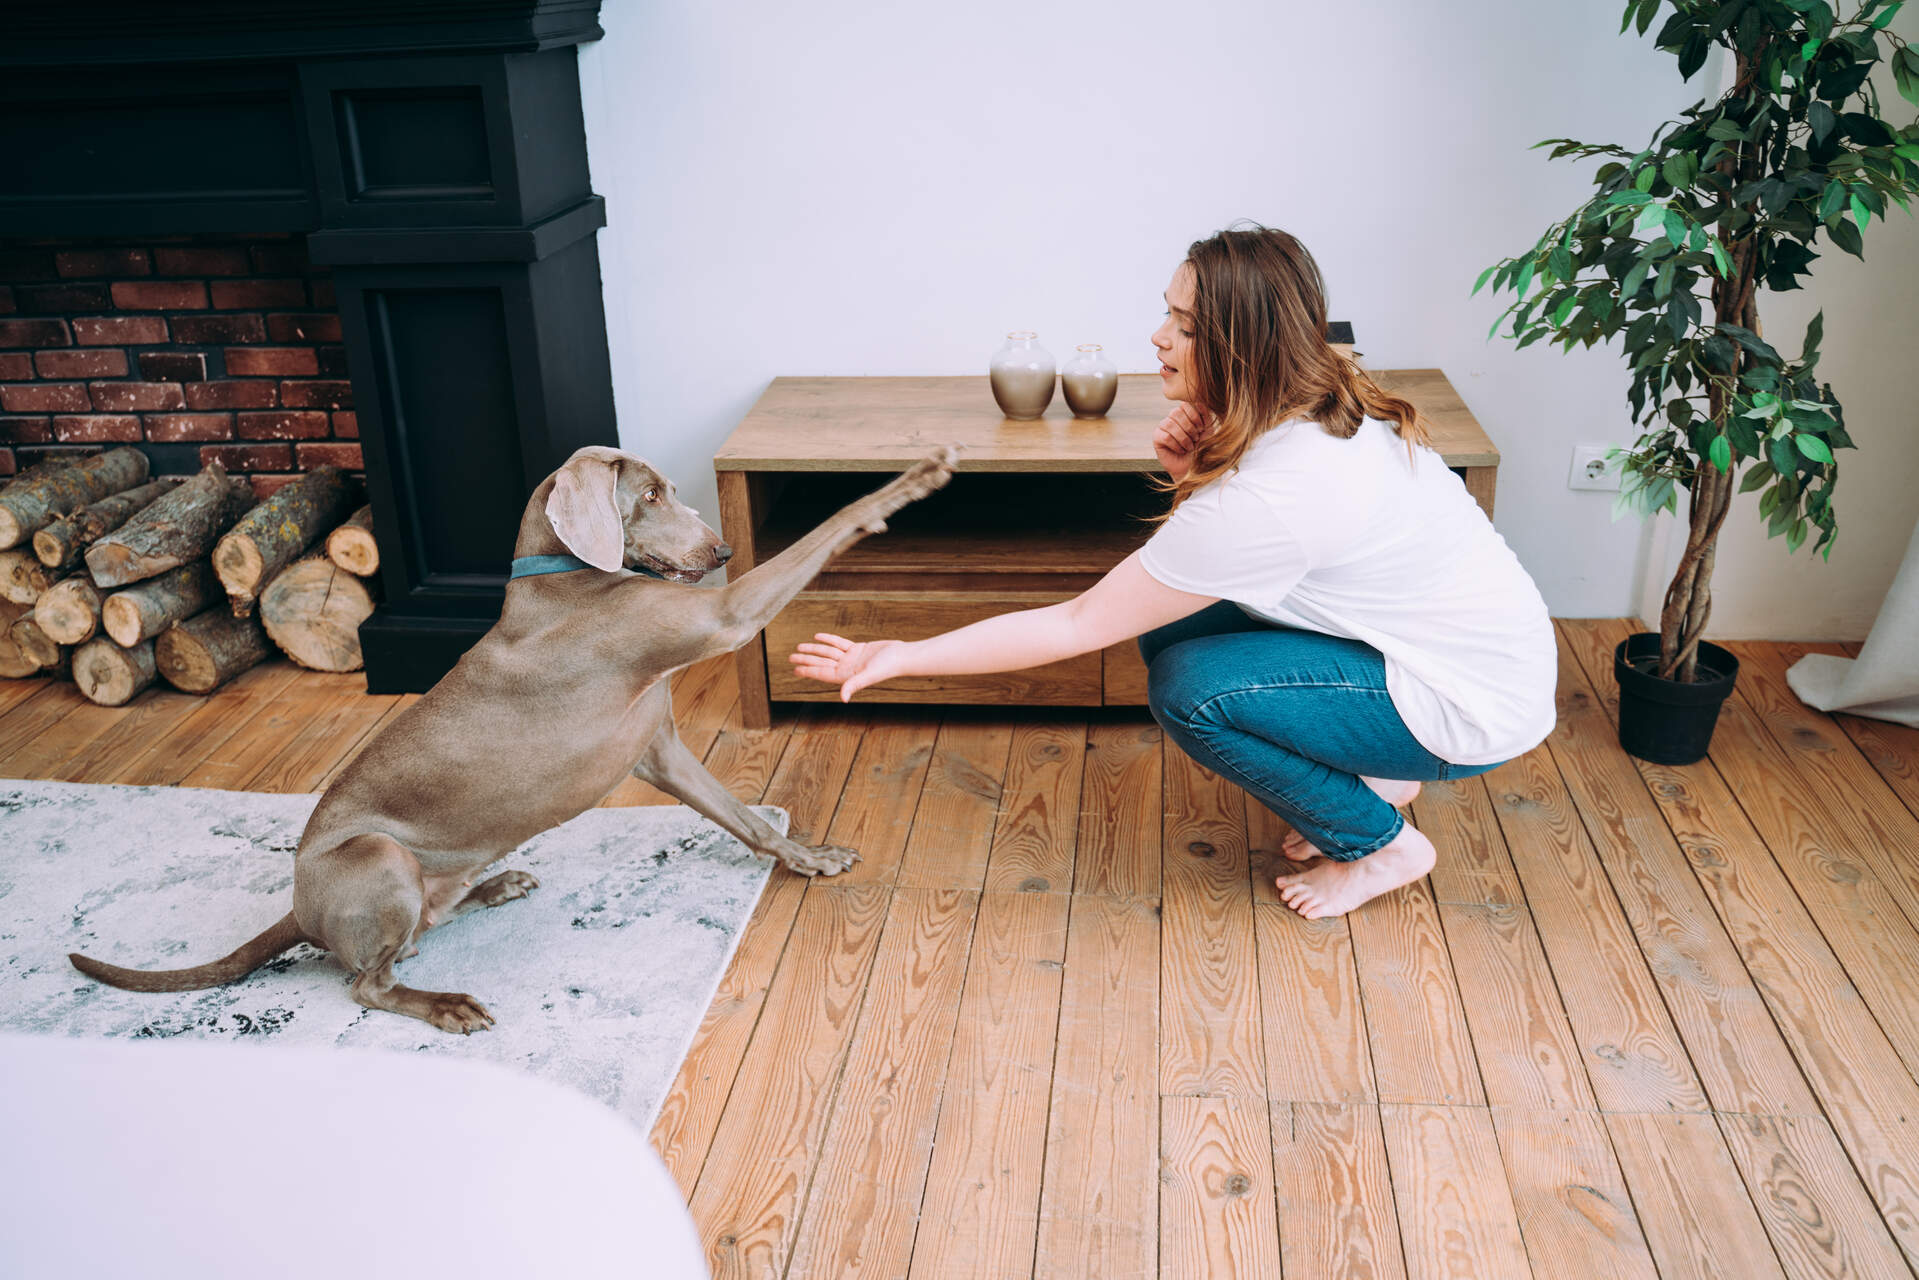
[{"xmin": 1151, "ymin": 263, "xmax": 1198, "ymax": 403}]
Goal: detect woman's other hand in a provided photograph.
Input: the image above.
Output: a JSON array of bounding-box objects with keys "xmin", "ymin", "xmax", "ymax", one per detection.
[
  {"xmin": 788, "ymin": 633, "xmax": 906, "ymax": 702},
  {"xmin": 1153, "ymin": 402, "xmax": 1213, "ymax": 481}
]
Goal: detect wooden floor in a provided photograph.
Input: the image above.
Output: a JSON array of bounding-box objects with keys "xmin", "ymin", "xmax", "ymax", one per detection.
[{"xmin": 6, "ymin": 618, "xmax": 1918, "ymax": 1279}]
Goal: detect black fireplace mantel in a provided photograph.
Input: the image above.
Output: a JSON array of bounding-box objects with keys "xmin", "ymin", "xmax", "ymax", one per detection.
[{"xmin": 0, "ymin": 1, "xmax": 616, "ymax": 693}]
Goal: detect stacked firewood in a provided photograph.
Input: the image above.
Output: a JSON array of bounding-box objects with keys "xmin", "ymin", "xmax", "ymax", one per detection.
[{"xmin": 0, "ymin": 448, "xmax": 380, "ymax": 704}]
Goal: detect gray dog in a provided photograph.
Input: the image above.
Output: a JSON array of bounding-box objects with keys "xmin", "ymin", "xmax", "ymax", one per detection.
[{"xmin": 70, "ymin": 444, "xmax": 956, "ymax": 1033}]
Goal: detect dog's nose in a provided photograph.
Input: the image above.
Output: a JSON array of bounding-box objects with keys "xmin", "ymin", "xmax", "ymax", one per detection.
[{"xmin": 714, "ymin": 543, "xmax": 734, "ymax": 565}]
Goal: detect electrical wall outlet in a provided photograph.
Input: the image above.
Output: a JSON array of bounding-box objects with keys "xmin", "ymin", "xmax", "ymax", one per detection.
[{"xmin": 1567, "ymin": 444, "xmax": 1620, "ymax": 491}]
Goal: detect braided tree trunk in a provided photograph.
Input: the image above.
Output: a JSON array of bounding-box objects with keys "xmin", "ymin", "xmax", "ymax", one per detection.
[{"xmin": 1656, "ymin": 48, "xmax": 1764, "ymax": 684}]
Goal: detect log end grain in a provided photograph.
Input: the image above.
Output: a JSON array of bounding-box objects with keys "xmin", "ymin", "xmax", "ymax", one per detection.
[
  {"xmin": 260, "ymin": 558, "xmax": 373, "ymax": 672},
  {"xmin": 33, "ymin": 576, "xmax": 102, "ymax": 646},
  {"xmin": 73, "ymin": 637, "xmax": 157, "ymax": 706},
  {"xmin": 156, "ymin": 608, "xmax": 274, "ymax": 694}
]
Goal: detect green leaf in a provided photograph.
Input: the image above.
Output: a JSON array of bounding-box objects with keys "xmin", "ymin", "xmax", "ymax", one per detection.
[
  {"xmin": 1898, "ymin": 48, "xmax": 1919, "ymax": 108},
  {"xmin": 1708, "ymin": 435, "xmax": 1732, "ymax": 472},
  {"xmin": 1808, "ymin": 101, "xmax": 1837, "ymax": 146},
  {"xmin": 1610, "ymin": 189, "xmax": 1655, "ymax": 207},
  {"xmin": 1739, "ymin": 461, "xmax": 1775, "ymax": 493},
  {"xmin": 1661, "ymin": 153, "xmax": 1692, "ymax": 189},
  {"xmin": 1872, "ymin": 0, "xmax": 1904, "ymax": 28},
  {"xmin": 1635, "ymin": 164, "xmax": 1657, "ymax": 192},
  {"xmin": 1850, "ymin": 194, "xmax": 1870, "ymax": 228},
  {"xmin": 1706, "ymin": 118, "xmax": 1745, "ymax": 141},
  {"xmin": 1473, "ymin": 264, "xmax": 1498, "ymax": 296},
  {"xmin": 1801, "ymin": 37, "xmax": 1821, "ymax": 61},
  {"xmin": 1518, "ymin": 257, "xmax": 1536, "ymax": 296},
  {"xmin": 1828, "ymin": 216, "xmax": 1864, "ymax": 258},
  {"xmin": 1548, "ymin": 245, "xmax": 1574, "ymax": 281},
  {"xmin": 1654, "ymin": 257, "xmax": 1677, "ymax": 301},
  {"xmin": 1636, "ymin": 0, "xmax": 1660, "ymax": 34},
  {"xmin": 1709, "ymin": 238, "xmax": 1731, "ymax": 278},
  {"xmin": 1803, "ymin": 311, "xmax": 1824, "ymax": 362},
  {"xmin": 1796, "ymin": 434, "xmax": 1835, "ymax": 464},
  {"xmin": 1818, "ymin": 180, "xmax": 1846, "ymax": 221},
  {"xmin": 1552, "ymin": 294, "xmax": 1579, "ymax": 326},
  {"xmin": 1623, "ymin": 258, "xmax": 1652, "ymax": 298},
  {"xmin": 1664, "ymin": 209, "xmax": 1688, "ymax": 245}
]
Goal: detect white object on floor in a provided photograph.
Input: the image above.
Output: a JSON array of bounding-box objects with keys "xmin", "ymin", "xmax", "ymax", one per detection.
[
  {"xmin": 0, "ymin": 1034, "xmax": 708, "ymax": 1279},
  {"xmin": 0, "ymin": 780, "xmax": 784, "ymax": 1133},
  {"xmin": 1786, "ymin": 513, "xmax": 1919, "ymax": 727}
]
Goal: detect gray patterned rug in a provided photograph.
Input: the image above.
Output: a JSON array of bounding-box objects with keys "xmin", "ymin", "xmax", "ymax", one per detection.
[{"xmin": 0, "ymin": 779, "xmax": 782, "ymax": 1131}]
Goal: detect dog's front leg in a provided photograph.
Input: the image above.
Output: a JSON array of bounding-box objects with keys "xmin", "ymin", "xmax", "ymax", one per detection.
[{"xmin": 708, "ymin": 446, "xmax": 955, "ymax": 652}]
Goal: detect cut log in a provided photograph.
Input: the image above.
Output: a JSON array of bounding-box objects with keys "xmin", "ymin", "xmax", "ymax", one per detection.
[
  {"xmin": 1, "ymin": 548, "xmax": 66, "ymax": 605},
  {"xmin": 32, "ymin": 476, "xmax": 186, "ymax": 570},
  {"xmin": 1, "ymin": 601, "xmax": 53, "ymax": 677},
  {"xmin": 260, "ymin": 554, "xmax": 373, "ymax": 672},
  {"xmin": 0, "ymin": 446, "xmax": 150, "ymax": 549},
  {"xmin": 213, "ymin": 465, "xmax": 360, "ymax": 616},
  {"xmin": 85, "ymin": 464, "xmax": 255, "ymax": 589},
  {"xmin": 10, "ymin": 615, "xmax": 67, "ymax": 670},
  {"xmin": 99, "ymin": 561, "xmax": 222, "ymax": 649},
  {"xmin": 73, "ymin": 636, "xmax": 157, "ymax": 706},
  {"xmin": 156, "ymin": 607, "xmax": 275, "ymax": 694},
  {"xmin": 325, "ymin": 504, "xmax": 379, "ymax": 577},
  {"xmin": 33, "ymin": 575, "xmax": 103, "ymax": 645}
]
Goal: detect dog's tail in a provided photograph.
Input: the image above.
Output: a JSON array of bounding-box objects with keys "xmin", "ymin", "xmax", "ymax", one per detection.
[{"xmin": 69, "ymin": 912, "xmax": 306, "ymax": 993}]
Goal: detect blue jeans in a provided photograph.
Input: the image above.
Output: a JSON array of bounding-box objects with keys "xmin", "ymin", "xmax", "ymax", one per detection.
[{"xmin": 1141, "ymin": 601, "xmax": 1503, "ymax": 861}]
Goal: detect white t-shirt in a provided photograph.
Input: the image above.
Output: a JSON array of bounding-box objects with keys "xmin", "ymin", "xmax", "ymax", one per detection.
[{"xmin": 1138, "ymin": 415, "xmax": 1557, "ymax": 765}]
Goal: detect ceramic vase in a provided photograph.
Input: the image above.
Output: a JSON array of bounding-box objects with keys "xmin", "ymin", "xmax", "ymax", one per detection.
[
  {"xmin": 989, "ymin": 332, "xmax": 1056, "ymax": 419},
  {"xmin": 1060, "ymin": 343, "xmax": 1118, "ymax": 418}
]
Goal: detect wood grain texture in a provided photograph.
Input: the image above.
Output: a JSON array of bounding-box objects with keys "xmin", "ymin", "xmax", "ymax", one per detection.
[
  {"xmin": 1254, "ymin": 906, "xmax": 1376, "ymax": 1105},
  {"xmin": 1440, "ymin": 901, "xmax": 1595, "ymax": 1111},
  {"xmin": 1716, "ymin": 1112, "xmax": 1913, "ymax": 1280},
  {"xmin": 1035, "ymin": 893, "xmax": 1160, "ymax": 1280},
  {"xmin": 1103, "ymin": 640, "xmax": 1151, "ymax": 705},
  {"xmin": 1159, "ymin": 1095, "xmax": 1283, "ymax": 1280},
  {"xmin": 1604, "ymin": 1111, "xmax": 1787, "ymax": 1280},
  {"xmin": 714, "ymin": 371, "xmax": 1499, "ymax": 471},
  {"xmin": 1485, "ymin": 748, "xmax": 1710, "ymax": 1114},
  {"xmin": 818, "ymin": 713, "xmax": 938, "ymax": 886},
  {"xmin": 896, "ymin": 714, "xmax": 1013, "ymax": 891},
  {"xmin": 1490, "ymin": 1108, "xmax": 1656, "ymax": 1280},
  {"xmin": 690, "ymin": 883, "xmax": 891, "ymax": 1280},
  {"xmin": 105, "ymin": 661, "xmax": 304, "ymax": 785},
  {"xmin": 1348, "ymin": 874, "xmax": 1485, "ymax": 1108},
  {"xmin": 909, "ymin": 889, "xmax": 1069, "ymax": 1280},
  {"xmin": 1381, "ymin": 1103, "xmax": 1531, "ymax": 1280},
  {"xmin": 1075, "ymin": 722, "xmax": 1163, "ymax": 900},
  {"xmin": 979, "ymin": 721, "xmax": 1083, "ymax": 896},
  {"xmin": 787, "ymin": 887, "xmax": 979, "ymax": 1280},
  {"xmin": 1544, "ymin": 626, "xmax": 1816, "ymax": 1118},
  {"xmin": 1271, "ymin": 1103, "xmax": 1408, "ymax": 1280},
  {"xmin": 1160, "ymin": 748, "xmax": 1261, "ymax": 1099}
]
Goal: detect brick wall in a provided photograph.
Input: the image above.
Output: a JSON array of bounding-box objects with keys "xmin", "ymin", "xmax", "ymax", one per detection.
[{"xmin": 0, "ymin": 235, "xmax": 360, "ymax": 497}]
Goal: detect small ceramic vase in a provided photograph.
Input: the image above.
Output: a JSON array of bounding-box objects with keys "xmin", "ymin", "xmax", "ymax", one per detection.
[
  {"xmin": 1060, "ymin": 343, "xmax": 1118, "ymax": 418},
  {"xmin": 989, "ymin": 331, "xmax": 1056, "ymax": 419}
]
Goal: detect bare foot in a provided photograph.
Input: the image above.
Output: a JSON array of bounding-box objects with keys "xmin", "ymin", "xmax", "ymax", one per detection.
[
  {"xmin": 1362, "ymin": 777, "xmax": 1421, "ymax": 806},
  {"xmin": 1280, "ymin": 827, "xmax": 1324, "ymax": 863},
  {"xmin": 1274, "ymin": 824, "xmax": 1437, "ymax": 920}
]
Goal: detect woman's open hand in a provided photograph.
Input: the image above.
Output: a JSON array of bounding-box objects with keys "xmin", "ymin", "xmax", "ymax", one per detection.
[
  {"xmin": 1153, "ymin": 402, "xmax": 1214, "ymax": 481},
  {"xmin": 787, "ymin": 633, "xmax": 906, "ymax": 702}
]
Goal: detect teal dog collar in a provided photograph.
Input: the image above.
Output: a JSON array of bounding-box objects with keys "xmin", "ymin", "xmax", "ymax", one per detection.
[{"xmin": 509, "ymin": 555, "xmax": 666, "ymax": 580}]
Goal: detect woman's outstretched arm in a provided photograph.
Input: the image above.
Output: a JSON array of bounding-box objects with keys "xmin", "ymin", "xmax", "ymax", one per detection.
[{"xmin": 788, "ymin": 551, "xmax": 1217, "ymax": 701}]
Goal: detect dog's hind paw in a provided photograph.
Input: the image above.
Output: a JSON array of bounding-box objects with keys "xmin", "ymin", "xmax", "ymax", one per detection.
[{"xmin": 781, "ymin": 843, "xmax": 860, "ymax": 877}]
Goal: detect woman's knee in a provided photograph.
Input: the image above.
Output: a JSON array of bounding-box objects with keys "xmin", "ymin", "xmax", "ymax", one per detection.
[{"xmin": 1145, "ymin": 644, "xmax": 1213, "ymax": 731}]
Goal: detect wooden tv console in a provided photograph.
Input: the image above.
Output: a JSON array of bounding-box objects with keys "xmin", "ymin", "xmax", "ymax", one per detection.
[{"xmin": 713, "ymin": 371, "xmax": 1499, "ymax": 728}]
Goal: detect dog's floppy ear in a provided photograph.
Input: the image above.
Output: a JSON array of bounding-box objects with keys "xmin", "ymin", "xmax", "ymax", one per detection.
[{"xmin": 545, "ymin": 452, "xmax": 624, "ymax": 571}]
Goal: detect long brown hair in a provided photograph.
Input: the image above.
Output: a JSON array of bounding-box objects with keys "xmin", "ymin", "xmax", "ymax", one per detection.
[{"xmin": 1163, "ymin": 224, "xmax": 1431, "ymax": 513}]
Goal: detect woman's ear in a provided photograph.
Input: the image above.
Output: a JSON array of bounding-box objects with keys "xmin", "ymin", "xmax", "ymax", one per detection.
[{"xmin": 545, "ymin": 453, "xmax": 624, "ymax": 571}]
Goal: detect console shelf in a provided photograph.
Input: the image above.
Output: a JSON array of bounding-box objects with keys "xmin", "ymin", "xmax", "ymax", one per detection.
[{"xmin": 713, "ymin": 372, "xmax": 1498, "ymax": 727}]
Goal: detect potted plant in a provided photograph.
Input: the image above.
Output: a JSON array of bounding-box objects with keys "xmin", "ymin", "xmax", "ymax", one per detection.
[{"xmin": 1477, "ymin": 0, "xmax": 1919, "ymax": 764}]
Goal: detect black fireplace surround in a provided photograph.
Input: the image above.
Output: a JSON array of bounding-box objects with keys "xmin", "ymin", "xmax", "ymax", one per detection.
[{"xmin": 0, "ymin": 1, "xmax": 616, "ymax": 692}]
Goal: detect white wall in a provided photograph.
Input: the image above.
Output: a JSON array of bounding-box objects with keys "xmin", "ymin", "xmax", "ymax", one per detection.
[{"xmin": 579, "ymin": 0, "xmax": 1917, "ymax": 633}]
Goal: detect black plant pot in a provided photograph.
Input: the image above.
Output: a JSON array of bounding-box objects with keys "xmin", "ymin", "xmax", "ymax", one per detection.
[{"xmin": 1613, "ymin": 633, "xmax": 1740, "ymax": 766}]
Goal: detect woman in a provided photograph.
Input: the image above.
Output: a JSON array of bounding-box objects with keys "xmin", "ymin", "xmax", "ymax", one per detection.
[{"xmin": 790, "ymin": 225, "xmax": 1556, "ymax": 919}]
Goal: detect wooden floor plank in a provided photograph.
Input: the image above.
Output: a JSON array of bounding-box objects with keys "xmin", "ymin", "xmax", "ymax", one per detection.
[
  {"xmin": 1271, "ymin": 1102, "xmax": 1407, "ymax": 1280},
  {"xmin": 1545, "ymin": 625, "xmax": 1818, "ymax": 1118},
  {"xmin": 689, "ymin": 883, "xmax": 892, "ymax": 1280},
  {"xmin": 0, "ymin": 679, "xmax": 88, "ymax": 763},
  {"xmin": 819, "ymin": 712, "xmax": 939, "ymax": 886},
  {"xmin": 1159, "ymin": 1095, "xmax": 1283, "ymax": 1280},
  {"xmin": 1604, "ymin": 1111, "xmax": 1787, "ymax": 1280},
  {"xmin": 979, "ymin": 721, "xmax": 1083, "ymax": 896},
  {"xmin": 1717, "ymin": 1112, "xmax": 1913, "ymax": 1280},
  {"xmin": 897, "ymin": 713, "xmax": 1015, "ymax": 891},
  {"xmin": 0, "ymin": 672, "xmax": 56, "ymax": 717},
  {"xmin": 314, "ymin": 693, "xmax": 420, "ymax": 792},
  {"xmin": 653, "ymin": 713, "xmax": 860, "ymax": 1195},
  {"xmin": 908, "ymin": 889, "xmax": 1070, "ymax": 1280},
  {"xmin": 106, "ymin": 662, "xmax": 305, "ymax": 786},
  {"xmin": 1035, "ymin": 892, "xmax": 1160, "ymax": 1280},
  {"xmin": 1074, "ymin": 722, "xmax": 1162, "ymax": 900},
  {"xmin": 241, "ymin": 681, "xmax": 398, "ymax": 793},
  {"xmin": 1835, "ymin": 709, "xmax": 1919, "ymax": 826},
  {"xmin": 1160, "ymin": 748, "xmax": 1262, "ymax": 1099},
  {"xmin": 1490, "ymin": 1108, "xmax": 1657, "ymax": 1280},
  {"xmin": 1486, "ymin": 746, "xmax": 1710, "ymax": 1114},
  {"xmin": 1381, "ymin": 1102, "xmax": 1532, "ymax": 1280},
  {"xmin": 1348, "ymin": 874, "xmax": 1486, "ymax": 1108},
  {"xmin": 44, "ymin": 686, "xmax": 206, "ymax": 784},
  {"xmin": 788, "ymin": 886, "xmax": 979, "ymax": 1280},
  {"xmin": 1560, "ymin": 619, "xmax": 1919, "ymax": 1263},
  {"xmin": 1418, "ymin": 776, "xmax": 1594, "ymax": 1112}
]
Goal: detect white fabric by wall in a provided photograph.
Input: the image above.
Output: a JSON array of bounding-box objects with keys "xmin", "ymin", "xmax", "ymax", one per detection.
[{"xmin": 1787, "ymin": 515, "xmax": 1919, "ymax": 726}]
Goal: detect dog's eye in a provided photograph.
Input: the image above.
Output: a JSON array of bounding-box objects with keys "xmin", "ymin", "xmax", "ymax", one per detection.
[{"xmin": 642, "ymin": 487, "xmax": 661, "ymax": 505}]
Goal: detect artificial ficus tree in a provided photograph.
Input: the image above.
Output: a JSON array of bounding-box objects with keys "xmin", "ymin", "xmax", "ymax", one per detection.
[{"xmin": 1478, "ymin": 0, "xmax": 1919, "ymax": 681}]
